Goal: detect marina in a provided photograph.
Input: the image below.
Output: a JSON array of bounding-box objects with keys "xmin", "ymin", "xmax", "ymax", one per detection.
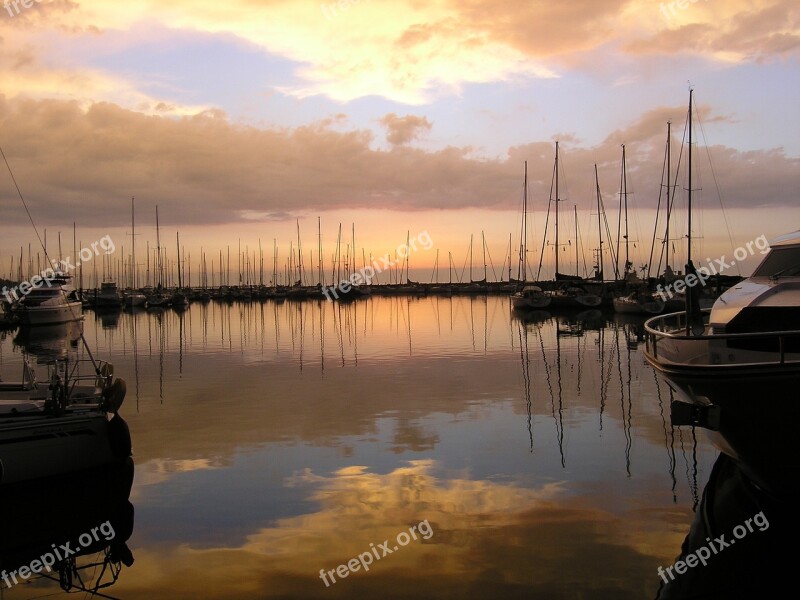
[{"xmin": 1, "ymin": 1, "xmax": 797, "ymax": 597}]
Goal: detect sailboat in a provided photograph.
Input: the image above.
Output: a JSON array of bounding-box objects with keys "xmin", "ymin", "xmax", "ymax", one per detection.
[
  {"xmin": 541, "ymin": 142, "xmax": 602, "ymax": 308},
  {"xmin": 170, "ymin": 231, "xmax": 190, "ymax": 309},
  {"xmin": 512, "ymin": 161, "xmax": 550, "ymax": 310},
  {"xmin": 613, "ymin": 145, "xmax": 665, "ymax": 314},
  {"xmin": 124, "ymin": 197, "xmax": 147, "ymax": 308},
  {"xmin": 146, "ymin": 206, "xmax": 170, "ymax": 308}
]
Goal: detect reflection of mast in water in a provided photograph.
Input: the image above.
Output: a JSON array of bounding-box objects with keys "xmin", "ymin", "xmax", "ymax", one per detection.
[
  {"xmin": 156, "ymin": 311, "xmax": 165, "ymax": 404},
  {"xmin": 177, "ymin": 309, "xmax": 185, "ymax": 378},
  {"xmin": 538, "ymin": 321, "xmax": 564, "ymax": 467},
  {"xmin": 131, "ymin": 310, "xmax": 140, "ymax": 412},
  {"xmin": 653, "ymin": 368, "xmax": 678, "ymax": 502},
  {"xmin": 333, "ymin": 302, "xmax": 345, "ymax": 366},
  {"xmin": 677, "ymin": 425, "xmax": 700, "ymax": 511},
  {"xmin": 405, "ymin": 298, "xmax": 411, "ymax": 357},
  {"xmin": 598, "ymin": 322, "xmax": 610, "ymax": 431},
  {"xmin": 614, "ymin": 322, "xmax": 633, "ymax": 477},
  {"xmin": 515, "ymin": 319, "xmax": 534, "ymax": 452},
  {"xmin": 298, "ymin": 302, "xmax": 305, "ymax": 372},
  {"xmin": 273, "ymin": 300, "xmax": 280, "ymax": 355},
  {"xmin": 554, "ymin": 322, "xmax": 565, "ymax": 468},
  {"xmin": 319, "ymin": 300, "xmax": 325, "ymax": 375}
]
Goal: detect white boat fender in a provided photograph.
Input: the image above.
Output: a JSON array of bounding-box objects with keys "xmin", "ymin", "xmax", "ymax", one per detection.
[{"xmin": 102, "ymin": 377, "xmax": 126, "ymax": 414}]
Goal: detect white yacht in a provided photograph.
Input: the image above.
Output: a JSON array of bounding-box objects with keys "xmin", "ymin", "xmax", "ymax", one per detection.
[
  {"xmin": 15, "ymin": 273, "xmax": 83, "ymax": 325},
  {"xmin": 644, "ymin": 231, "xmax": 800, "ymax": 438}
]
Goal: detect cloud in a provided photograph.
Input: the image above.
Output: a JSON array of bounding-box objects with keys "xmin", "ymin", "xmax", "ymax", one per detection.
[
  {"xmin": 0, "ymin": 97, "xmax": 797, "ymax": 232},
  {"xmin": 2, "ymin": 1, "xmax": 798, "ymax": 110},
  {"xmin": 379, "ymin": 113, "xmax": 432, "ymax": 146}
]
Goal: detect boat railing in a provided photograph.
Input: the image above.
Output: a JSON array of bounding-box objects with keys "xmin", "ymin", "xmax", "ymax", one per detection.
[
  {"xmin": 644, "ymin": 310, "xmax": 800, "ymax": 368},
  {"xmin": 61, "ymin": 359, "xmax": 112, "ymax": 403}
]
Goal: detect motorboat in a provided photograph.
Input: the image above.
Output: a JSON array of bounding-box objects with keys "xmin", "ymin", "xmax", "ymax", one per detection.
[
  {"xmin": 94, "ymin": 280, "xmax": 123, "ymax": 308},
  {"xmin": 14, "ymin": 273, "xmax": 83, "ymax": 325},
  {"xmin": 644, "ymin": 230, "xmax": 800, "ymax": 482}
]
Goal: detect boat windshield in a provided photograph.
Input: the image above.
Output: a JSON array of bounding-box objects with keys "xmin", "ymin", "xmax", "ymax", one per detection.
[{"xmin": 752, "ymin": 247, "xmax": 800, "ymax": 278}]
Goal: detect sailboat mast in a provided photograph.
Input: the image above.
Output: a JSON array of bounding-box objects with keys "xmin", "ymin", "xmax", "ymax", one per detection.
[
  {"xmin": 131, "ymin": 197, "xmax": 136, "ymax": 289},
  {"xmin": 176, "ymin": 231, "xmax": 182, "ymax": 288},
  {"xmin": 687, "ymin": 90, "xmax": 693, "ymax": 266},
  {"xmin": 155, "ymin": 205, "xmax": 161, "ymax": 288},
  {"xmin": 554, "ymin": 142, "xmax": 560, "ymax": 278},
  {"xmin": 521, "ymin": 161, "xmax": 528, "ymax": 281},
  {"xmin": 665, "ymin": 121, "xmax": 672, "ymax": 271},
  {"xmin": 318, "ymin": 217, "xmax": 323, "ymax": 286},
  {"xmin": 623, "ymin": 144, "xmax": 629, "ymax": 276},
  {"xmin": 595, "ymin": 164, "xmax": 603, "ymax": 281},
  {"xmin": 574, "ymin": 204, "xmax": 579, "ymax": 278}
]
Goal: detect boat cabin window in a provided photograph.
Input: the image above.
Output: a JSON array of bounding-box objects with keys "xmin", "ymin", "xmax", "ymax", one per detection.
[{"xmin": 752, "ymin": 246, "xmax": 800, "ymax": 277}]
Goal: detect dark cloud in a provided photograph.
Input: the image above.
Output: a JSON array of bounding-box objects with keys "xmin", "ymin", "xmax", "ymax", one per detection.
[{"xmin": 0, "ymin": 97, "xmax": 796, "ymax": 231}]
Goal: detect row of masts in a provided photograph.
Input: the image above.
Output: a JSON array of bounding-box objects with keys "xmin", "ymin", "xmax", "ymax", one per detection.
[
  {"xmin": 3, "ymin": 100, "xmax": 699, "ymax": 293},
  {"xmin": 515, "ymin": 109, "xmax": 693, "ymax": 287}
]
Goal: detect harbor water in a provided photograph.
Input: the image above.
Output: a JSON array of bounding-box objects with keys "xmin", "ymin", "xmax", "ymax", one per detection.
[{"xmin": 0, "ymin": 296, "xmax": 718, "ymax": 599}]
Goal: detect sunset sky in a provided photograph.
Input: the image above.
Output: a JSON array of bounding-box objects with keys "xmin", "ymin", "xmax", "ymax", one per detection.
[{"xmin": 1, "ymin": 0, "xmax": 798, "ymax": 283}]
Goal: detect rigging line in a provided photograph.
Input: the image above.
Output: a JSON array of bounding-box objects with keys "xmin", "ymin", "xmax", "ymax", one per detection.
[
  {"xmin": 695, "ymin": 107, "xmax": 740, "ymax": 276},
  {"xmin": 0, "ymin": 145, "xmax": 48, "ymax": 259},
  {"xmin": 0, "ymin": 144, "xmax": 101, "ymax": 373},
  {"xmin": 536, "ymin": 162, "xmax": 557, "ymax": 281}
]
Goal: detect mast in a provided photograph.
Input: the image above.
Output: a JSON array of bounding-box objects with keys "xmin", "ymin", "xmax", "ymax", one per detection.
[
  {"xmin": 687, "ymin": 89, "xmax": 693, "ymax": 267},
  {"xmin": 318, "ymin": 217, "xmax": 323, "ymax": 286},
  {"xmin": 595, "ymin": 164, "xmax": 603, "ymax": 281},
  {"xmin": 155, "ymin": 205, "xmax": 162, "ymax": 289},
  {"xmin": 554, "ymin": 141, "xmax": 560, "ymax": 278},
  {"xmin": 469, "ymin": 234, "xmax": 473, "ymax": 282},
  {"xmin": 482, "ymin": 231, "xmax": 487, "ymax": 283},
  {"xmin": 618, "ymin": 144, "xmax": 630, "ymax": 278},
  {"xmin": 574, "ymin": 204, "xmax": 579, "ymax": 278},
  {"xmin": 521, "ymin": 161, "xmax": 528, "ymax": 281},
  {"xmin": 665, "ymin": 121, "xmax": 672, "ymax": 271},
  {"xmin": 176, "ymin": 231, "xmax": 182, "ymax": 288},
  {"xmin": 131, "ymin": 197, "xmax": 137, "ymax": 289}
]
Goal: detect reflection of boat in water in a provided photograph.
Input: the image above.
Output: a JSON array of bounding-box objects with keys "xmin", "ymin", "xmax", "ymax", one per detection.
[
  {"xmin": 655, "ymin": 447, "xmax": 796, "ymax": 599},
  {"xmin": 0, "ymin": 459, "xmax": 134, "ymax": 595},
  {"xmin": 13, "ymin": 320, "xmax": 83, "ymax": 360}
]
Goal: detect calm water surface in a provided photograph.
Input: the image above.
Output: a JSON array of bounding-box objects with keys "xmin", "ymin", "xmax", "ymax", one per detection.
[{"xmin": 0, "ymin": 296, "xmax": 718, "ymax": 599}]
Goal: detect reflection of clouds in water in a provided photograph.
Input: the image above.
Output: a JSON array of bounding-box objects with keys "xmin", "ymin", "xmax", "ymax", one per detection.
[
  {"xmin": 111, "ymin": 460, "xmax": 678, "ymax": 599},
  {"xmin": 130, "ymin": 457, "xmax": 228, "ymax": 495}
]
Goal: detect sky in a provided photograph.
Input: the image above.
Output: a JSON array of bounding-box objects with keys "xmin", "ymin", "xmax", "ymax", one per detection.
[{"xmin": 1, "ymin": 0, "xmax": 798, "ymax": 284}]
